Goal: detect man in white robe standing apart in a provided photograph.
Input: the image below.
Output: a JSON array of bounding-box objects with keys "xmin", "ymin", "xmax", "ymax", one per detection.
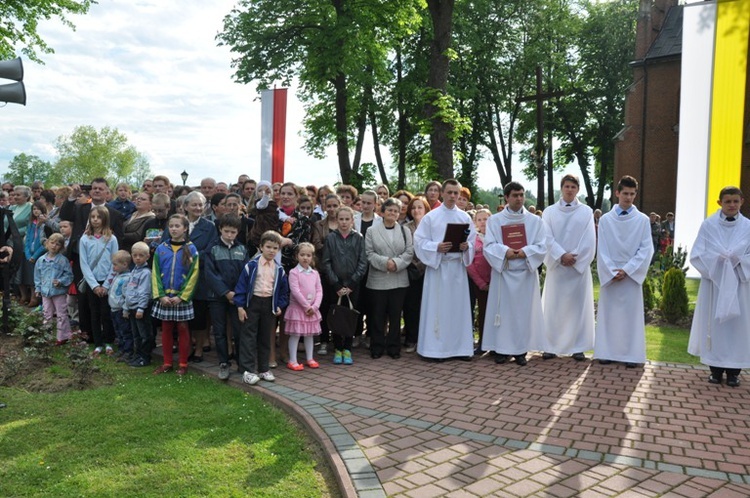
[
  {"xmin": 541, "ymin": 174, "xmax": 596, "ymax": 361},
  {"xmin": 414, "ymin": 179, "xmax": 476, "ymax": 360},
  {"xmin": 482, "ymin": 182, "xmax": 549, "ymax": 366},
  {"xmin": 688, "ymin": 186, "xmax": 750, "ymax": 387},
  {"xmin": 594, "ymin": 175, "xmax": 654, "ymax": 368}
]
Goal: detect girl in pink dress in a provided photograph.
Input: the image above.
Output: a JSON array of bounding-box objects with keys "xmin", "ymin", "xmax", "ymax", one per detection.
[{"xmin": 286, "ymin": 242, "xmax": 323, "ymax": 370}]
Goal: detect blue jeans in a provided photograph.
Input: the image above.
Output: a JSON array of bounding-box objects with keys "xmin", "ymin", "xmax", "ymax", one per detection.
[
  {"xmin": 209, "ymin": 299, "xmax": 241, "ymax": 366},
  {"xmin": 111, "ymin": 309, "xmax": 132, "ymax": 353},
  {"xmin": 130, "ymin": 313, "xmax": 153, "ymax": 362}
]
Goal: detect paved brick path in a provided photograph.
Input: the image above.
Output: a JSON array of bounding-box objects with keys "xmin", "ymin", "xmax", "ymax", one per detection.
[{"xmin": 188, "ymin": 349, "xmax": 750, "ymax": 497}]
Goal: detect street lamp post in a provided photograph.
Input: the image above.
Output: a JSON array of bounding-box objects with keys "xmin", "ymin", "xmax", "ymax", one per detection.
[{"xmin": 181, "ymin": 170, "xmax": 188, "ymax": 186}]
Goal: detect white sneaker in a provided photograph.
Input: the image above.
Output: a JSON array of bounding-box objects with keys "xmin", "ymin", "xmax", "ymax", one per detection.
[
  {"xmin": 317, "ymin": 343, "xmax": 328, "ymax": 355},
  {"xmin": 242, "ymin": 371, "xmax": 260, "ymax": 385},
  {"xmin": 259, "ymin": 371, "xmax": 275, "ymax": 382}
]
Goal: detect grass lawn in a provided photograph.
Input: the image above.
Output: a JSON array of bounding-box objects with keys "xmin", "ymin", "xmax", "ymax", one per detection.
[{"xmin": 0, "ymin": 361, "xmax": 335, "ymax": 498}]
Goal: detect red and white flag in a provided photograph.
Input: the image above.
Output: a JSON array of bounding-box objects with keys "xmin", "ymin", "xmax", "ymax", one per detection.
[{"xmin": 260, "ymin": 88, "xmax": 287, "ymax": 183}]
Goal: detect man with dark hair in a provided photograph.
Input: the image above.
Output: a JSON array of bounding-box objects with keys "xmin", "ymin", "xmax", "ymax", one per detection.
[
  {"xmin": 482, "ymin": 181, "xmax": 549, "ymax": 366},
  {"xmin": 241, "ymin": 179, "xmax": 257, "ymax": 208},
  {"xmin": 59, "ymin": 179, "xmax": 125, "ymax": 342},
  {"xmin": 413, "ymin": 179, "xmax": 476, "ymax": 360},
  {"xmin": 540, "ymin": 174, "xmax": 596, "ymax": 361},
  {"xmin": 594, "ymin": 175, "xmax": 654, "ymax": 368},
  {"xmin": 689, "ymin": 186, "xmax": 750, "ymax": 387},
  {"xmin": 60, "ymin": 178, "xmax": 124, "ymax": 244}
]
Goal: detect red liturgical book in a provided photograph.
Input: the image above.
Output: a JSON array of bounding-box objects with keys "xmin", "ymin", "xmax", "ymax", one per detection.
[
  {"xmin": 501, "ymin": 223, "xmax": 527, "ymax": 250},
  {"xmin": 443, "ymin": 223, "xmax": 470, "ymax": 252}
]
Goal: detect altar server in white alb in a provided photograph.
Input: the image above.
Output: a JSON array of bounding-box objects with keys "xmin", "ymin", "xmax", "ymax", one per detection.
[
  {"xmin": 414, "ymin": 179, "xmax": 476, "ymax": 360},
  {"xmin": 594, "ymin": 175, "xmax": 654, "ymax": 368},
  {"xmin": 688, "ymin": 186, "xmax": 750, "ymax": 387},
  {"xmin": 541, "ymin": 174, "xmax": 596, "ymax": 361},
  {"xmin": 482, "ymin": 181, "xmax": 549, "ymax": 366}
]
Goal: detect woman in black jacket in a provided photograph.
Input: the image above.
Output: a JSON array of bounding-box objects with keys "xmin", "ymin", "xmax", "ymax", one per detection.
[{"xmin": 321, "ymin": 206, "xmax": 367, "ymax": 365}]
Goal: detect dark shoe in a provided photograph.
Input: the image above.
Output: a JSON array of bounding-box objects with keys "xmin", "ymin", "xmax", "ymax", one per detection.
[
  {"xmin": 130, "ymin": 358, "xmax": 151, "ymax": 368},
  {"xmin": 474, "ymin": 347, "xmax": 485, "ymax": 356},
  {"xmin": 190, "ymin": 355, "xmax": 203, "ymax": 363},
  {"xmin": 542, "ymin": 352, "xmax": 556, "ymax": 360},
  {"xmin": 370, "ymin": 352, "xmax": 382, "ymax": 359},
  {"xmin": 153, "ymin": 364, "xmax": 173, "ymax": 375},
  {"xmin": 598, "ymin": 359, "xmax": 612, "ymax": 365},
  {"xmin": 727, "ymin": 376, "xmax": 740, "ymax": 387},
  {"xmin": 458, "ymin": 356, "xmax": 472, "ymax": 362},
  {"xmin": 494, "ymin": 353, "xmax": 508, "ymax": 364},
  {"xmin": 388, "ymin": 352, "xmax": 401, "ymax": 359},
  {"xmin": 515, "ymin": 355, "xmax": 527, "ymax": 366},
  {"xmin": 625, "ymin": 362, "xmax": 637, "ymax": 369},
  {"xmin": 708, "ymin": 374, "xmax": 722, "ymax": 385},
  {"xmin": 202, "ymin": 346, "xmax": 211, "ymax": 353},
  {"xmin": 572, "ymin": 353, "xmax": 586, "ymax": 362}
]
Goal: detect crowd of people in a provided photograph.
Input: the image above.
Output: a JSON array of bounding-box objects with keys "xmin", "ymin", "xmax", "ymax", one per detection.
[{"xmin": 1, "ymin": 172, "xmax": 747, "ymax": 388}]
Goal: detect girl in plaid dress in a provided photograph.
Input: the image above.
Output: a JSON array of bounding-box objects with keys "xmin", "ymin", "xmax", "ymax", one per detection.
[{"xmin": 151, "ymin": 214, "xmax": 199, "ymax": 376}]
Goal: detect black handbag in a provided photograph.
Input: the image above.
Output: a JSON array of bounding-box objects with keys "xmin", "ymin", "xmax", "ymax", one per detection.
[{"xmin": 326, "ymin": 295, "xmax": 359, "ymax": 337}]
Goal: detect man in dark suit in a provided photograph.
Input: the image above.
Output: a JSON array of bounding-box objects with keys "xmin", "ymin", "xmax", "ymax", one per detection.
[
  {"xmin": 59, "ymin": 178, "xmax": 125, "ymax": 245},
  {"xmin": 59, "ymin": 178, "xmax": 124, "ymax": 342},
  {"xmin": 661, "ymin": 212, "xmax": 675, "ymax": 239}
]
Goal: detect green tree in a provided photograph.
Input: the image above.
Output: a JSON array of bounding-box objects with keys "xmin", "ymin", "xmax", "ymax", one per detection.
[
  {"xmin": 50, "ymin": 125, "xmax": 151, "ymax": 185},
  {"xmin": 0, "ymin": 0, "xmax": 95, "ymax": 63},
  {"xmin": 218, "ymin": 0, "xmax": 423, "ymax": 186},
  {"xmin": 549, "ymin": 0, "xmax": 638, "ymax": 208},
  {"xmin": 3, "ymin": 153, "xmax": 53, "ymax": 185}
]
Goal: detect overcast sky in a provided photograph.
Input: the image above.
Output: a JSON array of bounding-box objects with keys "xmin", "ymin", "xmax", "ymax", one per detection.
[{"xmin": 0, "ymin": 0, "xmax": 546, "ymax": 191}]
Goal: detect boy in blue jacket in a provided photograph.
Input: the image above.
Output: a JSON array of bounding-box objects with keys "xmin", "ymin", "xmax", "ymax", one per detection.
[
  {"xmin": 234, "ymin": 230, "xmax": 289, "ymax": 385},
  {"xmin": 205, "ymin": 215, "xmax": 249, "ymax": 380},
  {"xmin": 124, "ymin": 242, "xmax": 153, "ymax": 367}
]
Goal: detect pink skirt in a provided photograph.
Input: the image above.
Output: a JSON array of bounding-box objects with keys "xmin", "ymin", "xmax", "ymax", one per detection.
[{"xmin": 285, "ymin": 319, "xmax": 321, "ymax": 336}]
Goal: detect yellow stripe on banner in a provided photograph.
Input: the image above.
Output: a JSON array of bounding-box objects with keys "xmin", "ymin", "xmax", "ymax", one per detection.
[{"xmin": 707, "ymin": 0, "xmax": 750, "ymax": 216}]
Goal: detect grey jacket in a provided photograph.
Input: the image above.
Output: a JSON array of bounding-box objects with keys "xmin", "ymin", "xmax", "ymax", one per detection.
[
  {"xmin": 123, "ymin": 263, "xmax": 152, "ymax": 314},
  {"xmin": 365, "ymin": 223, "xmax": 413, "ymax": 290}
]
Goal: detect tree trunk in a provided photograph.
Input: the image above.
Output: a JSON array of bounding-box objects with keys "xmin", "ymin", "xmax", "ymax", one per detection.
[
  {"xmin": 426, "ymin": 0, "xmax": 455, "ymax": 180},
  {"xmin": 333, "ymin": 72, "xmax": 352, "ymax": 184},
  {"xmin": 396, "ymin": 47, "xmax": 407, "ymax": 190},
  {"xmin": 369, "ymin": 109, "xmax": 388, "ymax": 186}
]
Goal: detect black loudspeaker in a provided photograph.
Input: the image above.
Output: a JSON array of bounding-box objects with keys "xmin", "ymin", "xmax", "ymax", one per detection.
[{"xmin": 0, "ymin": 58, "xmax": 25, "ymax": 105}]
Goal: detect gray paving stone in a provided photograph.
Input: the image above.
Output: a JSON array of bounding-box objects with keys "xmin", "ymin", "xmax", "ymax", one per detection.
[
  {"xmin": 344, "ymin": 457, "xmax": 374, "ymax": 475},
  {"xmin": 685, "ymin": 467, "xmax": 728, "ymax": 481}
]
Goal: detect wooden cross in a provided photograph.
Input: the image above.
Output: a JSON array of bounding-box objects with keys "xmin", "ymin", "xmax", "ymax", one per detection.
[{"xmin": 516, "ymin": 66, "xmax": 565, "ymax": 209}]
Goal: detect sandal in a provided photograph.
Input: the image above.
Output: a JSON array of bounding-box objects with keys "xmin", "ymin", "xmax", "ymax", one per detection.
[
  {"xmin": 287, "ymin": 362, "xmax": 304, "ymax": 371},
  {"xmin": 306, "ymin": 359, "xmax": 320, "ymax": 369}
]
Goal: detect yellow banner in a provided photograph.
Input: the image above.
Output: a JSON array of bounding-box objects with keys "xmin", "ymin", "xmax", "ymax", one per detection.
[{"xmin": 707, "ymin": 0, "xmax": 750, "ymax": 215}]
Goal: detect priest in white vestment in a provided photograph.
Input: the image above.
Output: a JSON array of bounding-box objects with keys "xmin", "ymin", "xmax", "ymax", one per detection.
[
  {"xmin": 688, "ymin": 187, "xmax": 750, "ymax": 387},
  {"xmin": 414, "ymin": 180, "xmax": 476, "ymax": 359},
  {"xmin": 594, "ymin": 176, "xmax": 654, "ymax": 366},
  {"xmin": 482, "ymin": 182, "xmax": 549, "ymax": 366},
  {"xmin": 541, "ymin": 175, "xmax": 596, "ymax": 360}
]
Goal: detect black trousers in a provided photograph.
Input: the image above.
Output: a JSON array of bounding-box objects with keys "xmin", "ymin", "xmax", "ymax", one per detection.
[
  {"xmin": 86, "ymin": 285, "xmax": 114, "ymax": 347},
  {"xmin": 710, "ymin": 366, "xmax": 741, "ymax": 378},
  {"xmin": 402, "ymin": 276, "xmax": 424, "ymax": 346},
  {"xmin": 369, "ymin": 287, "xmax": 407, "ymax": 356},
  {"xmin": 238, "ymin": 296, "xmax": 274, "ymax": 374}
]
